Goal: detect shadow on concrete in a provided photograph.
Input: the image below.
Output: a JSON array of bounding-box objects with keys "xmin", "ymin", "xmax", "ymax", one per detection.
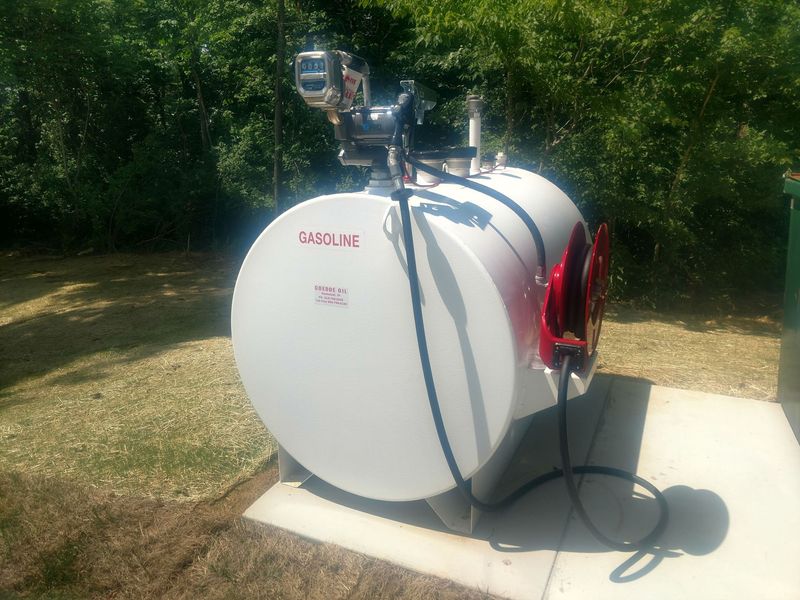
[{"xmin": 297, "ymin": 374, "xmax": 729, "ymax": 583}]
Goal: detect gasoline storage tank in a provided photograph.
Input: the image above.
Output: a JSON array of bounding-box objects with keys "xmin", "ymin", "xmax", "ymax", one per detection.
[
  {"xmin": 232, "ymin": 168, "xmax": 597, "ymax": 530},
  {"xmin": 232, "ymin": 50, "xmax": 609, "ymax": 534}
]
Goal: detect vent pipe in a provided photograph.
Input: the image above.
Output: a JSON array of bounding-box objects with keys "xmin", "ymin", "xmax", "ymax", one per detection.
[{"xmin": 466, "ymin": 95, "xmax": 485, "ymax": 175}]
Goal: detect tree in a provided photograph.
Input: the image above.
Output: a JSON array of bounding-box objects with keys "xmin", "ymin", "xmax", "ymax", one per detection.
[
  {"xmin": 0, "ymin": 0, "xmax": 797, "ymax": 304},
  {"xmin": 273, "ymin": 0, "xmax": 286, "ymax": 215},
  {"xmin": 365, "ymin": 0, "xmax": 800, "ymax": 301}
]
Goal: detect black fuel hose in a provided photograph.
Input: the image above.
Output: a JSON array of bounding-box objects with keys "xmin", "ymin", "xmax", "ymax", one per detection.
[
  {"xmin": 406, "ymin": 153, "xmax": 548, "ymax": 282},
  {"xmin": 395, "ymin": 191, "xmax": 669, "ymax": 552}
]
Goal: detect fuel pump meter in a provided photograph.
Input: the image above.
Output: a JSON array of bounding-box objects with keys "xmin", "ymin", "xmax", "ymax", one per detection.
[{"xmin": 294, "ymin": 50, "xmax": 371, "ymax": 112}]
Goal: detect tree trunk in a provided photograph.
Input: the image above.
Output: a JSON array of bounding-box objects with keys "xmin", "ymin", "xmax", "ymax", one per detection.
[
  {"xmin": 273, "ymin": 0, "xmax": 286, "ymax": 215},
  {"xmin": 667, "ymin": 68, "xmax": 720, "ymax": 204},
  {"xmin": 657, "ymin": 66, "xmax": 720, "ymax": 264},
  {"xmin": 18, "ymin": 90, "xmax": 36, "ymax": 162},
  {"xmin": 191, "ymin": 64, "xmax": 211, "ymax": 152},
  {"xmin": 503, "ymin": 62, "xmax": 514, "ymax": 154}
]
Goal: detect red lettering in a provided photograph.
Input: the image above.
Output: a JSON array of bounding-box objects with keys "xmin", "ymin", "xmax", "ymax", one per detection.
[{"xmin": 299, "ymin": 230, "xmax": 361, "ymax": 248}]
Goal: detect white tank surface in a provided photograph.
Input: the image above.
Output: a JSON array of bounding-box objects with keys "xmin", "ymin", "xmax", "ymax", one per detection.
[{"xmin": 232, "ymin": 167, "xmax": 588, "ymax": 504}]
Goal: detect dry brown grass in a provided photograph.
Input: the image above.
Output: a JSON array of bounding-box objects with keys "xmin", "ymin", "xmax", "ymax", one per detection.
[
  {"xmin": 599, "ymin": 305, "xmax": 781, "ymax": 401},
  {"xmin": 0, "ymin": 467, "xmax": 486, "ymax": 600},
  {"xmin": 0, "ymin": 252, "xmax": 782, "ymax": 599}
]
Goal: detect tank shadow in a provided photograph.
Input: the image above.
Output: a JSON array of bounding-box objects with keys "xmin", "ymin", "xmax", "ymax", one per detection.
[
  {"xmin": 0, "ymin": 253, "xmax": 235, "ymax": 397},
  {"xmin": 297, "ymin": 374, "xmax": 729, "ymax": 583},
  {"xmin": 412, "ymin": 207, "xmax": 491, "ymax": 458}
]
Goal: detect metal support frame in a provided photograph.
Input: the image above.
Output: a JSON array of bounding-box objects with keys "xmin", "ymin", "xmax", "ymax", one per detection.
[
  {"xmin": 514, "ymin": 352, "xmax": 597, "ymax": 420},
  {"xmin": 425, "ymin": 415, "xmax": 534, "ymax": 534},
  {"xmin": 277, "ymin": 444, "xmax": 312, "ymax": 487}
]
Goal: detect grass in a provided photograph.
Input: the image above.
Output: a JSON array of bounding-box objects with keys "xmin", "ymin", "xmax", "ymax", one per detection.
[
  {"xmin": 0, "ymin": 468, "xmax": 483, "ymax": 600},
  {"xmin": 0, "ymin": 252, "xmax": 783, "ymax": 599},
  {"xmin": 598, "ymin": 304, "xmax": 781, "ymax": 402},
  {"xmin": 0, "ymin": 253, "xmax": 273, "ymax": 500}
]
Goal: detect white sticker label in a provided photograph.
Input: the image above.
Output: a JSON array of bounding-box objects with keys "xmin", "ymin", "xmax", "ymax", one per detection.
[
  {"xmin": 314, "ymin": 285, "xmax": 349, "ymax": 308},
  {"xmin": 341, "ymin": 67, "xmax": 362, "ymax": 109}
]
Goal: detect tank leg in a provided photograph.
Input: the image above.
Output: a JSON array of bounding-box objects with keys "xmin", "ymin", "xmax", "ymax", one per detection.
[
  {"xmin": 277, "ymin": 444, "xmax": 312, "ymax": 487},
  {"xmin": 425, "ymin": 487, "xmax": 474, "ymax": 534},
  {"xmin": 425, "ymin": 414, "xmax": 536, "ymax": 534}
]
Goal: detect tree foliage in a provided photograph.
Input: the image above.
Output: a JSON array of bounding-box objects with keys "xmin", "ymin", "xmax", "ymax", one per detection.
[
  {"xmin": 366, "ymin": 0, "xmax": 800, "ymax": 299},
  {"xmin": 1, "ymin": 0, "xmax": 798, "ymax": 301}
]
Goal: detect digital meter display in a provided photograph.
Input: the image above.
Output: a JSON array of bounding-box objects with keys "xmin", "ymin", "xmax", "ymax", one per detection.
[
  {"xmin": 302, "ymin": 80, "xmax": 325, "ymax": 91},
  {"xmin": 300, "ymin": 59, "xmax": 326, "ymax": 74}
]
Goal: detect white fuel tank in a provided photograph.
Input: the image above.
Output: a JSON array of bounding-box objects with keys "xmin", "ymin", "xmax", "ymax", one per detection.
[{"xmin": 232, "ymin": 167, "xmax": 587, "ymax": 502}]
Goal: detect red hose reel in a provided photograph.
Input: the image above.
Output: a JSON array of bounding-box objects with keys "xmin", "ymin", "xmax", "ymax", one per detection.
[{"xmin": 539, "ymin": 222, "xmax": 610, "ymax": 371}]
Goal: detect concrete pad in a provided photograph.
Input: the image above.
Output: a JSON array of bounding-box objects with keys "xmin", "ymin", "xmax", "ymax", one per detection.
[
  {"xmin": 546, "ymin": 380, "xmax": 800, "ymax": 600},
  {"xmin": 245, "ymin": 376, "xmax": 612, "ymax": 600},
  {"xmin": 245, "ymin": 378, "xmax": 800, "ymax": 600}
]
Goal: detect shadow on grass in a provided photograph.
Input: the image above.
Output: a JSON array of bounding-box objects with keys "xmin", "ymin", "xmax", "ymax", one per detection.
[
  {"xmin": 605, "ymin": 302, "xmax": 782, "ymax": 337},
  {"xmin": 0, "ymin": 253, "xmax": 242, "ymax": 394}
]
